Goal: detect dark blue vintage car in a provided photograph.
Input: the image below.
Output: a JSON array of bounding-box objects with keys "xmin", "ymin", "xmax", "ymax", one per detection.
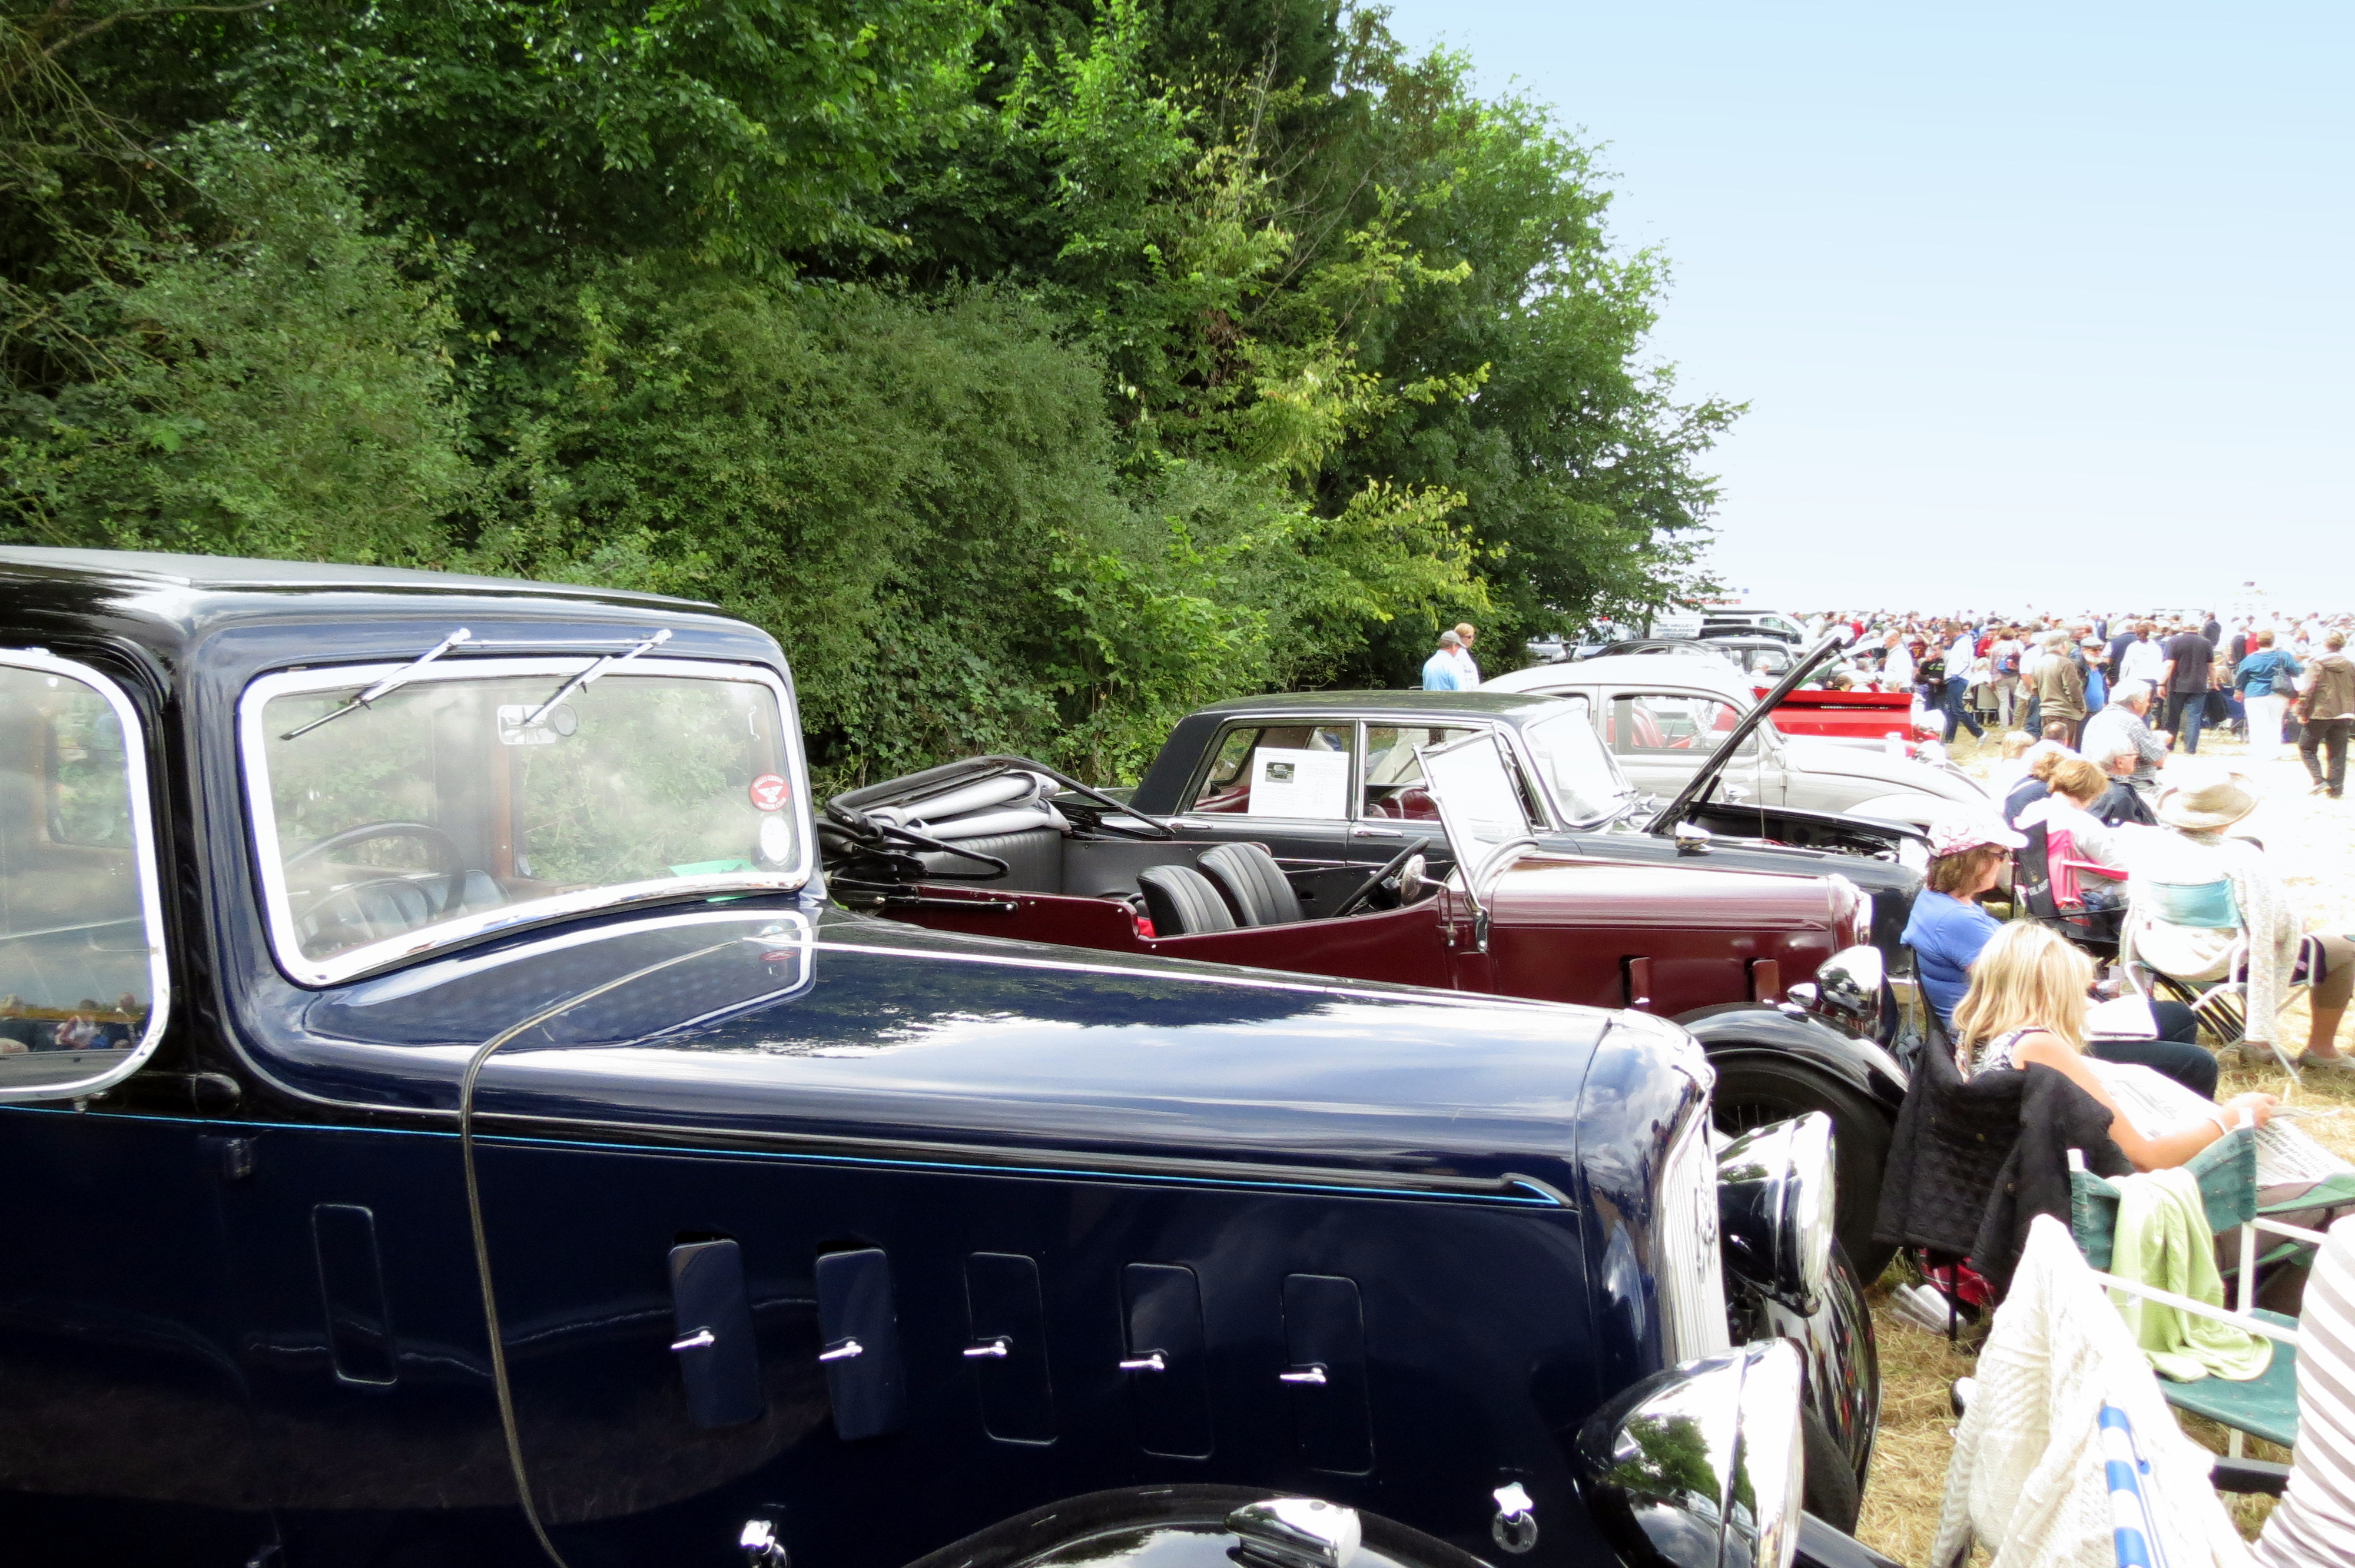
[{"xmin": 0, "ymin": 547, "xmax": 1889, "ymax": 1568}]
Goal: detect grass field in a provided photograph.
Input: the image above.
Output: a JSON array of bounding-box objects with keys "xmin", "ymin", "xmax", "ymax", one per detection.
[{"xmin": 1852, "ymin": 722, "xmax": 2355, "ymax": 1562}]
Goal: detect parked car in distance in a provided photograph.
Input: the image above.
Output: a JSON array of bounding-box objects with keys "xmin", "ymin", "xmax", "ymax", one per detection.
[
  {"xmin": 1701, "ymin": 610, "xmax": 1809, "ymax": 645},
  {"xmin": 830, "ymin": 723, "xmax": 1913, "ymax": 1274},
  {"xmin": 1771, "ymin": 686, "xmax": 1939, "ymax": 743},
  {"xmin": 1581, "ymin": 638, "xmax": 1939, "ymax": 746},
  {"xmin": 1522, "ymin": 633, "xmax": 1571, "ymax": 664},
  {"xmin": 0, "ymin": 546, "xmax": 1883, "ymax": 1568},
  {"xmin": 1483, "ymin": 634, "xmax": 1989, "ymax": 833}
]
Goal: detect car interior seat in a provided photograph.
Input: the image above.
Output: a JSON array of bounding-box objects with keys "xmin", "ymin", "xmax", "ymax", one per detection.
[
  {"xmin": 1366, "ymin": 786, "xmax": 1438, "ymax": 820},
  {"xmin": 1195, "ymin": 842, "xmax": 1303, "ymax": 927},
  {"xmin": 918, "ymin": 827, "xmax": 1064, "ymax": 892},
  {"xmin": 1136, "ymin": 863, "xmax": 1238, "ymax": 936}
]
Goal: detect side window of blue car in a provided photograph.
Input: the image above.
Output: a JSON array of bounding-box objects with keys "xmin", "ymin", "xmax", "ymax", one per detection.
[{"xmin": 0, "ymin": 650, "xmax": 171, "ymax": 1101}]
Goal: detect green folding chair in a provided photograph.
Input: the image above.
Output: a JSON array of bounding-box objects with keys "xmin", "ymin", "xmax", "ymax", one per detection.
[{"xmin": 2065, "ymin": 1120, "xmax": 2335, "ymax": 1456}]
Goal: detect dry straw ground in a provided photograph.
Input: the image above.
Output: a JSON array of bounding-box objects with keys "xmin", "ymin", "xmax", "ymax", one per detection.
[{"xmin": 1853, "ymin": 723, "xmax": 2355, "ymax": 1562}]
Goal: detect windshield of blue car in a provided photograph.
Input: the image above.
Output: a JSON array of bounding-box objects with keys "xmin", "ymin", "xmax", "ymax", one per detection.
[
  {"xmin": 1519, "ymin": 702, "xmax": 1636, "ymax": 826},
  {"xmin": 242, "ymin": 657, "xmax": 808, "ymax": 985}
]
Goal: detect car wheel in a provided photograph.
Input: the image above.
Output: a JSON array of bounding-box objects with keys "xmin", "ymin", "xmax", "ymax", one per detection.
[{"xmin": 1709, "ymin": 1057, "xmax": 1895, "ymax": 1281}]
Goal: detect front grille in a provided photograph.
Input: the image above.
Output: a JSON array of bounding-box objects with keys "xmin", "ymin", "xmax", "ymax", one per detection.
[{"xmin": 1657, "ymin": 1109, "xmax": 1732, "ymax": 1363}]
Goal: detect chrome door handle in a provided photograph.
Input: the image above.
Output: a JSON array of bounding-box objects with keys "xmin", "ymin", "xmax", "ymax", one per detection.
[
  {"xmin": 1278, "ymin": 1364, "xmax": 1329, "ymax": 1385},
  {"xmin": 1119, "ymin": 1350, "xmax": 1168, "ymax": 1373},
  {"xmin": 1351, "ymin": 826, "xmax": 1403, "ymax": 839},
  {"xmin": 670, "ymin": 1327, "xmax": 717, "ymax": 1353},
  {"xmin": 962, "ymin": 1336, "xmax": 1011, "ymax": 1359},
  {"xmin": 741, "ymin": 1519, "xmax": 788, "ymax": 1568},
  {"xmin": 818, "ymin": 1337, "xmax": 864, "ymax": 1363}
]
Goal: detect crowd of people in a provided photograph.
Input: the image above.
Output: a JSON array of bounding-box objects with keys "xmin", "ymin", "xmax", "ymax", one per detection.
[{"xmin": 1804, "ymin": 608, "xmax": 2355, "ymax": 798}]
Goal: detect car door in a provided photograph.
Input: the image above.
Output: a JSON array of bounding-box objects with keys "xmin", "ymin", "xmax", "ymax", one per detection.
[
  {"xmin": 1167, "ymin": 720, "xmax": 1358, "ymax": 861},
  {"xmin": 1352, "ymin": 723, "xmax": 1481, "ymax": 867},
  {"xmin": 0, "ymin": 650, "xmax": 273, "ymax": 1566}
]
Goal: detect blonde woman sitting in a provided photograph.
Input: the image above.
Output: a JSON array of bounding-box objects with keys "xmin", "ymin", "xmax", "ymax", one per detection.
[{"xmin": 1957, "ymin": 922, "xmax": 2276, "ymax": 1170}]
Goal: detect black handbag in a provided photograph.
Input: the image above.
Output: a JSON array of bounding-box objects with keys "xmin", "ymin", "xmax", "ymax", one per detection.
[{"xmin": 2204, "ymin": 687, "xmax": 2230, "ymax": 725}]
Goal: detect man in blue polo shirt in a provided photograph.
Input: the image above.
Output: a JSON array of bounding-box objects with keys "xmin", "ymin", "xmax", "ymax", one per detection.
[{"xmin": 1421, "ymin": 630, "xmax": 1467, "ymax": 690}]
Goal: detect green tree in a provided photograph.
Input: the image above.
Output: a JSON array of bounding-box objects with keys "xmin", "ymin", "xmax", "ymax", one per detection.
[
  {"xmin": 4, "ymin": 125, "xmax": 473, "ymax": 561},
  {"xmin": 3, "ymin": 0, "xmax": 1738, "ymax": 782}
]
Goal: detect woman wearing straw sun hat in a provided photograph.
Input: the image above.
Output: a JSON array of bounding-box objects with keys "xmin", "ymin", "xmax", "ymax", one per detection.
[{"xmin": 2122, "ymin": 759, "xmax": 2355, "ymax": 1073}]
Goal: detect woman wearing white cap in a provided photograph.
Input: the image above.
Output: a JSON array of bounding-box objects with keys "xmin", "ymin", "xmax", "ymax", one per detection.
[
  {"xmin": 1905, "ymin": 812, "xmax": 2218, "ymax": 1095},
  {"xmin": 2124, "ymin": 760, "xmax": 2355, "ymax": 1072}
]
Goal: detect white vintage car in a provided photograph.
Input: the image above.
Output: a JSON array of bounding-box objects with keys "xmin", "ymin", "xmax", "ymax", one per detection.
[{"xmin": 1482, "ymin": 647, "xmax": 1990, "ymax": 830}]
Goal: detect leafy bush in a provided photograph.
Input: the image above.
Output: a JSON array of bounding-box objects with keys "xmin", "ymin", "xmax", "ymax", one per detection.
[{"xmin": 4, "ymin": 0, "xmax": 1733, "ymax": 787}]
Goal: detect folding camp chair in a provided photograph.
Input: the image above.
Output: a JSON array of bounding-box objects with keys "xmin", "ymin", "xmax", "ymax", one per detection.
[
  {"xmin": 2120, "ymin": 934, "xmax": 2319, "ymax": 1074},
  {"xmin": 2066, "ymin": 1118, "xmax": 2330, "ymax": 1456},
  {"xmin": 2012, "ymin": 818, "xmax": 2124, "ymax": 956}
]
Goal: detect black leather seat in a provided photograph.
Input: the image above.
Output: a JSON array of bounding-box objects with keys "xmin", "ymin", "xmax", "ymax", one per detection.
[
  {"xmin": 1196, "ymin": 842, "xmax": 1302, "ymax": 927},
  {"xmin": 919, "ymin": 827, "xmax": 1063, "ymax": 892},
  {"xmin": 1137, "ymin": 864, "xmax": 1237, "ymax": 936}
]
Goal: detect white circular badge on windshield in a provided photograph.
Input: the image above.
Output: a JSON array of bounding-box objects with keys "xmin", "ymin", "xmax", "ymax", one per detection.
[{"xmin": 758, "ymin": 813, "xmax": 793, "ymax": 865}]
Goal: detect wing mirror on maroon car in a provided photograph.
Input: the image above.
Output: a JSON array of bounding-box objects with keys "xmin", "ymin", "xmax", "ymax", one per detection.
[{"xmin": 1793, "ymin": 945, "xmax": 1883, "ymax": 1038}]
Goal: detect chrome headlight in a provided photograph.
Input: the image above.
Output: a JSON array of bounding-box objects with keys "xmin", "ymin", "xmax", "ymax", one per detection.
[
  {"xmin": 1577, "ymin": 1340, "xmax": 1807, "ymax": 1568},
  {"xmin": 1716, "ymin": 1114, "xmax": 1837, "ymax": 1314},
  {"xmin": 1799, "ymin": 944, "xmax": 1882, "ymax": 1039}
]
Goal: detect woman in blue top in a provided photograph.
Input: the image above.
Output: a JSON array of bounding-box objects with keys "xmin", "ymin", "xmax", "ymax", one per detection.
[
  {"xmin": 2234, "ymin": 630, "xmax": 2303, "ymax": 763},
  {"xmin": 1902, "ymin": 817, "xmax": 2016, "ymax": 1028},
  {"xmin": 1902, "ymin": 814, "xmax": 2217, "ymax": 1095}
]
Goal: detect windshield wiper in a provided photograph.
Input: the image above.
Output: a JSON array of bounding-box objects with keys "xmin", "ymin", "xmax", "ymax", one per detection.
[
  {"xmin": 280, "ymin": 629, "xmax": 474, "ymax": 740},
  {"xmin": 519, "ymin": 629, "xmax": 672, "ymax": 725}
]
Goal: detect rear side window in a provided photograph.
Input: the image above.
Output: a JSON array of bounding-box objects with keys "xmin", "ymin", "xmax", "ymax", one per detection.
[
  {"xmin": 0, "ymin": 652, "xmax": 170, "ymax": 1099},
  {"xmin": 1188, "ymin": 723, "xmax": 1355, "ymax": 818},
  {"xmin": 1606, "ymin": 693, "xmax": 1756, "ymax": 759}
]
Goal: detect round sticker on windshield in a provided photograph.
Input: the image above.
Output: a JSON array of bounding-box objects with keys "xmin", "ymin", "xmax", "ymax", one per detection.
[
  {"xmin": 758, "ymin": 813, "xmax": 794, "ymax": 865},
  {"xmin": 749, "ymin": 773, "xmax": 791, "ymax": 812}
]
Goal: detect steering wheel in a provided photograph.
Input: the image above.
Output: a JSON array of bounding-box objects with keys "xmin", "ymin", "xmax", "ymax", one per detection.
[
  {"xmin": 1332, "ymin": 841, "xmax": 1423, "ymax": 918},
  {"xmin": 284, "ymin": 822, "xmax": 470, "ymax": 918}
]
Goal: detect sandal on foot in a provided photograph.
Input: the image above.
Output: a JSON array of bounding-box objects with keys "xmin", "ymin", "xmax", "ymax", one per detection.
[
  {"xmin": 2294, "ymin": 1049, "xmax": 2355, "ymax": 1075},
  {"xmin": 2225, "ymin": 1040, "xmax": 2281, "ymax": 1069}
]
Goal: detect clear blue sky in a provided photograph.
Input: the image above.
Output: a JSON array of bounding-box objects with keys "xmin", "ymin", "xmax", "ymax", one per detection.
[{"xmin": 1378, "ymin": 1, "xmax": 2354, "ymax": 617}]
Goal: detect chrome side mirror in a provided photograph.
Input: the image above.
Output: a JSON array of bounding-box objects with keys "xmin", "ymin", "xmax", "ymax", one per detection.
[
  {"xmin": 1577, "ymin": 1341, "xmax": 1806, "ymax": 1568},
  {"xmin": 1672, "ymin": 821, "xmax": 1712, "ymax": 856},
  {"xmin": 1805, "ymin": 944, "xmax": 1883, "ymax": 1038}
]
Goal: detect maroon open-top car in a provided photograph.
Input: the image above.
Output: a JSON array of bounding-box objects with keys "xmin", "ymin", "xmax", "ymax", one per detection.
[{"xmin": 821, "ymin": 736, "xmax": 1908, "ymax": 1270}]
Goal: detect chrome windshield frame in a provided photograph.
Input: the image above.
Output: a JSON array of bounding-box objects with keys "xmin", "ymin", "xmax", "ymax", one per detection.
[
  {"xmin": 240, "ymin": 655, "xmax": 814, "ymax": 989},
  {"xmin": 1510, "ymin": 699, "xmax": 1638, "ymax": 831},
  {"xmin": 0, "ymin": 646, "xmax": 174, "ymax": 1101}
]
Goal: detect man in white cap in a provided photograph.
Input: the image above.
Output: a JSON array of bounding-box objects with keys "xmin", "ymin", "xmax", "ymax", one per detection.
[{"xmin": 1421, "ymin": 630, "xmax": 1466, "ymax": 690}]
